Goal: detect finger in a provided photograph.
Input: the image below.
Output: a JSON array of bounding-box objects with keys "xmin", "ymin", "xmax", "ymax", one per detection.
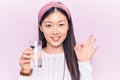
[
  {"xmin": 38, "ymin": 52, "xmax": 42, "ymax": 59},
  {"xmin": 24, "ymin": 48, "xmax": 33, "ymax": 53},
  {"xmin": 86, "ymin": 35, "xmax": 93, "ymax": 46},
  {"xmin": 90, "ymin": 38, "xmax": 96, "ymax": 49},
  {"xmin": 19, "ymin": 59, "xmax": 31, "ymax": 67},
  {"xmin": 25, "ymin": 48, "xmax": 33, "ymax": 51},
  {"xmin": 21, "ymin": 50, "xmax": 33, "ymax": 60},
  {"xmin": 22, "ymin": 59, "xmax": 31, "ymax": 64},
  {"xmin": 74, "ymin": 42, "xmax": 84, "ymax": 50},
  {"xmin": 22, "ymin": 54, "xmax": 31, "ymax": 59},
  {"xmin": 79, "ymin": 42, "xmax": 85, "ymax": 48},
  {"xmin": 23, "ymin": 50, "xmax": 33, "ymax": 55},
  {"xmin": 93, "ymin": 46, "xmax": 99, "ymax": 54}
]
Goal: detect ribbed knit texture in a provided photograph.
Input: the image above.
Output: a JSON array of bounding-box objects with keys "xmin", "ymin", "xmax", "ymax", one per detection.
[{"xmin": 19, "ymin": 51, "xmax": 92, "ymax": 80}]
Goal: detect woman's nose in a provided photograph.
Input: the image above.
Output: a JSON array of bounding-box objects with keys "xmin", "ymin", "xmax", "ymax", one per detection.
[{"xmin": 52, "ymin": 26, "xmax": 59, "ymax": 34}]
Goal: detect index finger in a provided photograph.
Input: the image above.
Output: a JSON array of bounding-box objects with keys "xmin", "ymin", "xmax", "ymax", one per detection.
[{"xmin": 23, "ymin": 48, "xmax": 33, "ymax": 55}]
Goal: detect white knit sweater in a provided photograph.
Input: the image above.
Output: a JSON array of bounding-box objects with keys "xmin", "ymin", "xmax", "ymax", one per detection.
[{"xmin": 19, "ymin": 51, "xmax": 92, "ymax": 80}]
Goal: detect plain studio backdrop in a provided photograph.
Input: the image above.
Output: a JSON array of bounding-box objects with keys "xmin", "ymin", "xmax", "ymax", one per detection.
[{"xmin": 0, "ymin": 0, "xmax": 120, "ymax": 80}]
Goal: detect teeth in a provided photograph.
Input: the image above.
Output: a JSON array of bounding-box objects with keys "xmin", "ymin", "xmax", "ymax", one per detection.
[{"xmin": 53, "ymin": 36, "xmax": 59, "ymax": 39}]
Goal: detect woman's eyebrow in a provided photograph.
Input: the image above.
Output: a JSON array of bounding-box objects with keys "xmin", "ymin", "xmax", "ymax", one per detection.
[
  {"xmin": 43, "ymin": 20, "xmax": 66, "ymax": 23},
  {"xmin": 58, "ymin": 20, "xmax": 66, "ymax": 22},
  {"xmin": 43, "ymin": 21, "xmax": 52, "ymax": 23}
]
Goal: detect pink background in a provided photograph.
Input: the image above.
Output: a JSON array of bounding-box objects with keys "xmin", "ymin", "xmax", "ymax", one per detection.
[{"xmin": 0, "ymin": 0, "xmax": 120, "ymax": 80}]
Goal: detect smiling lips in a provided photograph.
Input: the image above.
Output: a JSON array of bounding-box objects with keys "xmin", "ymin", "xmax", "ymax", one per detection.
[{"xmin": 51, "ymin": 36, "xmax": 61, "ymax": 42}]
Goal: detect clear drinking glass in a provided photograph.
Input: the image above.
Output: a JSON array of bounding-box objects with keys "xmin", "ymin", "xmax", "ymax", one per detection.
[{"xmin": 29, "ymin": 40, "xmax": 42, "ymax": 68}]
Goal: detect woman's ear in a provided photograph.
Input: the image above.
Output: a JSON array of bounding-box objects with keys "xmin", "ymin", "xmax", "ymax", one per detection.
[{"xmin": 39, "ymin": 25, "xmax": 43, "ymax": 32}]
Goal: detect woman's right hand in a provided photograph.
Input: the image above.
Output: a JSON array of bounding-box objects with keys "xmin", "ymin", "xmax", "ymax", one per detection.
[{"xmin": 19, "ymin": 48, "xmax": 33, "ymax": 74}]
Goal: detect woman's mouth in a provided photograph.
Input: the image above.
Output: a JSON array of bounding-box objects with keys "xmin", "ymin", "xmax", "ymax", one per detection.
[{"xmin": 51, "ymin": 36, "xmax": 61, "ymax": 42}]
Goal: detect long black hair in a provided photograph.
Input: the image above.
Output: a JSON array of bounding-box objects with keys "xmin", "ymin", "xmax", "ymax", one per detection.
[{"xmin": 38, "ymin": 6, "xmax": 80, "ymax": 80}]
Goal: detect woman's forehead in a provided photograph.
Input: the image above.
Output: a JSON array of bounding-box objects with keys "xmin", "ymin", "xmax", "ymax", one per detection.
[{"xmin": 43, "ymin": 10, "xmax": 67, "ymax": 23}]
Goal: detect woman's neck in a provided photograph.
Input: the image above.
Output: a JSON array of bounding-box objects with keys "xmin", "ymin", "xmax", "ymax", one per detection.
[{"xmin": 43, "ymin": 44, "xmax": 64, "ymax": 54}]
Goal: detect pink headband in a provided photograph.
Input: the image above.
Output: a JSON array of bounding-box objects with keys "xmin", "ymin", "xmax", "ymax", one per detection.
[{"xmin": 38, "ymin": 1, "xmax": 71, "ymax": 22}]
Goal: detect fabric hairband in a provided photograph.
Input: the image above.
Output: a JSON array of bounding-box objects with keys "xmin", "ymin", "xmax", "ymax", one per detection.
[{"xmin": 38, "ymin": 1, "xmax": 71, "ymax": 23}]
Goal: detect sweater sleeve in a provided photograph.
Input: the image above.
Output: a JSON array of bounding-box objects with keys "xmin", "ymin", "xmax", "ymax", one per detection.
[
  {"xmin": 19, "ymin": 69, "xmax": 41, "ymax": 80},
  {"xmin": 19, "ymin": 68, "xmax": 42, "ymax": 80},
  {"xmin": 78, "ymin": 61, "xmax": 93, "ymax": 80},
  {"xmin": 19, "ymin": 74, "xmax": 33, "ymax": 80}
]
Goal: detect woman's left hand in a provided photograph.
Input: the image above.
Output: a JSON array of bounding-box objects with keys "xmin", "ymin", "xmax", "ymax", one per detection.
[{"xmin": 74, "ymin": 35, "xmax": 99, "ymax": 62}]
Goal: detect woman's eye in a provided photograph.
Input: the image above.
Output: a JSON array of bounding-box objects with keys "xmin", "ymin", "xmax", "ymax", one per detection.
[
  {"xmin": 59, "ymin": 24, "xmax": 64, "ymax": 27},
  {"xmin": 46, "ymin": 25, "xmax": 51, "ymax": 27}
]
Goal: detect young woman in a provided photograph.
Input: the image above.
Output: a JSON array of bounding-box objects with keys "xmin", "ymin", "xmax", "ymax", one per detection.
[{"xmin": 19, "ymin": 1, "xmax": 98, "ymax": 80}]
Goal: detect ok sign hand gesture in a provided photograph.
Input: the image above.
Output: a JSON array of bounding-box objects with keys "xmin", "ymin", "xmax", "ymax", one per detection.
[{"xmin": 74, "ymin": 35, "xmax": 99, "ymax": 62}]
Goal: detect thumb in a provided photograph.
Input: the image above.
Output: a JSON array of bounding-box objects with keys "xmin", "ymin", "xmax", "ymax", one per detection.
[
  {"xmin": 74, "ymin": 42, "xmax": 85, "ymax": 52},
  {"xmin": 76, "ymin": 42, "xmax": 84, "ymax": 49}
]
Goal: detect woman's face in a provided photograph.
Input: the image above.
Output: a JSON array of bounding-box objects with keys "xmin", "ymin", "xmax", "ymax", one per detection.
[{"xmin": 40, "ymin": 9, "xmax": 69, "ymax": 48}]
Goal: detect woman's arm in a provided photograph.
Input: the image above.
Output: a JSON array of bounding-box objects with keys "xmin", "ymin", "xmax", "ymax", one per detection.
[
  {"xmin": 74, "ymin": 35, "xmax": 98, "ymax": 80},
  {"xmin": 78, "ymin": 61, "xmax": 92, "ymax": 80}
]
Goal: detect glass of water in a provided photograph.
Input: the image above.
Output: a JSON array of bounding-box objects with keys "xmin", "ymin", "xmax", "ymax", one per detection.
[{"xmin": 29, "ymin": 40, "xmax": 42, "ymax": 68}]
